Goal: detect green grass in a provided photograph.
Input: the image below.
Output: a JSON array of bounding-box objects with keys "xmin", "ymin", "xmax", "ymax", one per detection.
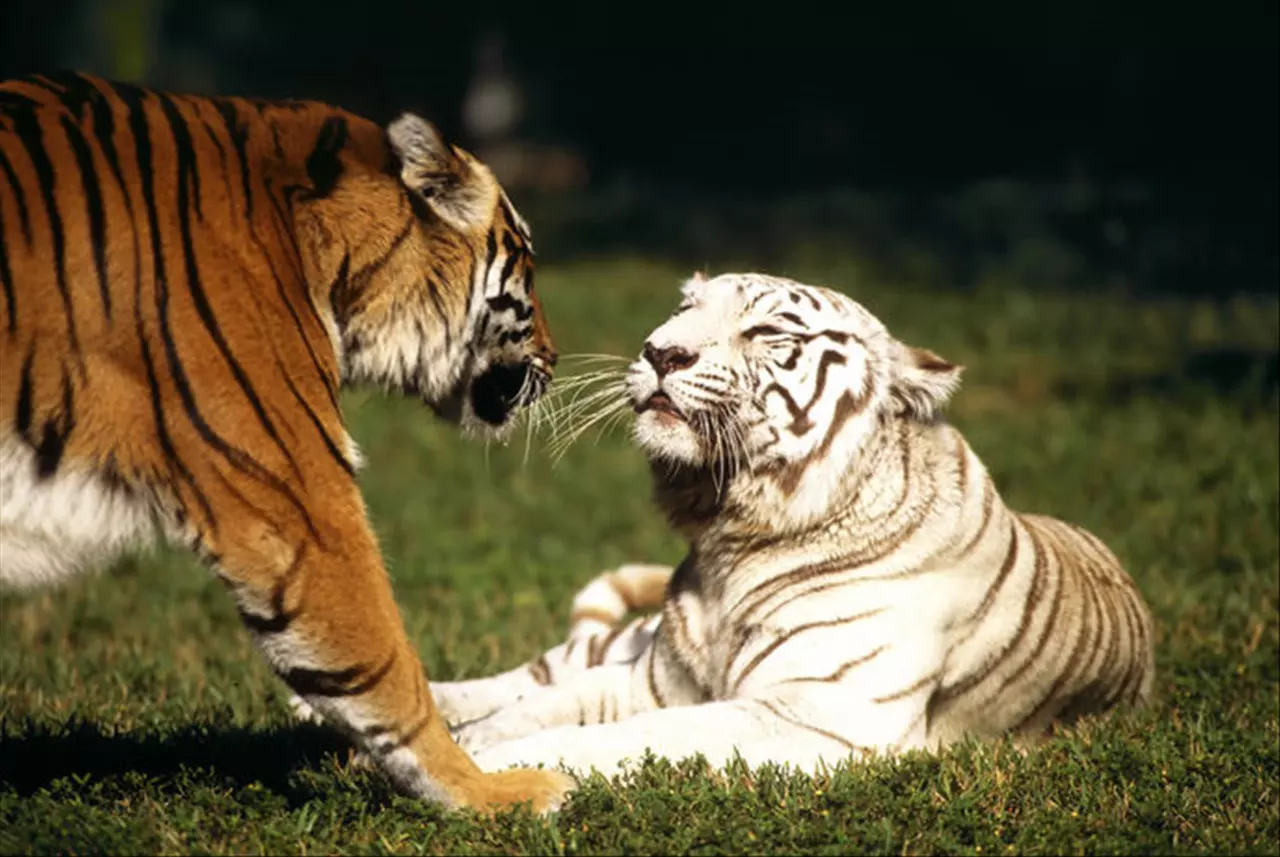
[{"xmin": 2, "ymin": 256, "xmax": 1277, "ymax": 855}]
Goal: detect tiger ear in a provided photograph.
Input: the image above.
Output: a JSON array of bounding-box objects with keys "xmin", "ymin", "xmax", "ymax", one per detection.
[
  {"xmin": 387, "ymin": 113, "xmax": 490, "ymax": 231},
  {"xmin": 890, "ymin": 342, "xmax": 963, "ymax": 421},
  {"xmin": 690, "ymin": 270, "xmax": 708, "ymax": 283}
]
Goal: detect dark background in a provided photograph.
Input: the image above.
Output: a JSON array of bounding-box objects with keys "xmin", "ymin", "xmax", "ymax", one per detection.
[{"xmin": 1, "ymin": 0, "xmax": 1276, "ymax": 296}]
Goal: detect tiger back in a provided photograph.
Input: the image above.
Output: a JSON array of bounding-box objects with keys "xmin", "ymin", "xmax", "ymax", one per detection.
[{"xmin": 0, "ymin": 72, "xmax": 571, "ymax": 812}]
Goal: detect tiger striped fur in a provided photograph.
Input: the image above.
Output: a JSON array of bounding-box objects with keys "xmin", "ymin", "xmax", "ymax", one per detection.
[
  {"xmin": 432, "ymin": 271, "xmax": 1156, "ymax": 779},
  {"xmin": 0, "ymin": 72, "xmax": 571, "ymax": 812}
]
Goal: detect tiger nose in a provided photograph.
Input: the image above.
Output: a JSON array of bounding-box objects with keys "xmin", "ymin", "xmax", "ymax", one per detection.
[{"xmin": 642, "ymin": 342, "xmax": 699, "ymax": 378}]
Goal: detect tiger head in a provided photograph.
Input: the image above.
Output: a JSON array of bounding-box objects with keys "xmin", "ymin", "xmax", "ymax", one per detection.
[
  {"xmin": 627, "ymin": 272, "xmax": 962, "ymax": 532},
  {"xmin": 297, "ymin": 112, "xmax": 555, "ymax": 436}
]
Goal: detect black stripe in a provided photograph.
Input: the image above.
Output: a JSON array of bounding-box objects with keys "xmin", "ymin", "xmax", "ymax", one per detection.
[
  {"xmin": 759, "ymin": 347, "xmax": 847, "ymax": 437},
  {"xmin": 211, "ymin": 100, "xmax": 255, "ymax": 223},
  {"xmin": 498, "ymin": 232, "xmax": 521, "ymax": 286},
  {"xmin": 8, "ymin": 106, "xmax": 81, "ymax": 355},
  {"xmin": 153, "ymin": 93, "xmax": 315, "ymax": 497},
  {"xmin": 1012, "ymin": 567, "xmax": 1096, "ymax": 732},
  {"xmin": 528, "ymin": 654, "xmax": 552, "ymax": 685},
  {"xmin": 349, "ymin": 217, "xmax": 414, "ymax": 285},
  {"xmin": 482, "ymin": 228, "xmax": 498, "ymax": 284},
  {"xmin": 35, "ymin": 369, "xmax": 75, "ymax": 478},
  {"xmin": 237, "ymin": 541, "xmax": 309, "ymax": 634},
  {"xmin": 14, "ymin": 345, "xmax": 35, "ymax": 438},
  {"xmin": 138, "ymin": 328, "xmax": 218, "ymax": 533},
  {"xmin": 0, "ymin": 200, "xmax": 13, "ymax": 333},
  {"xmin": 80, "ymin": 77, "xmax": 133, "ymax": 213},
  {"xmin": 934, "ymin": 524, "xmax": 1036, "ymax": 702},
  {"xmin": 782, "ymin": 644, "xmax": 888, "ymax": 685},
  {"xmin": 207, "ymin": 100, "xmax": 339, "ymax": 455},
  {"xmin": 949, "ymin": 523, "xmax": 1019, "ymax": 650},
  {"xmin": 117, "ymin": 83, "xmax": 257, "ymax": 538},
  {"xmin": 485, "ymin": 291, "xmax": 534, "ymax": 321},
  {"xmin": 303, "ymin": 116, "xmax": 347, "ymax": 199},
  {"xmin": 59, "ymin": 115, "xmax": 111, "ymax": 321},
  {"xmin": 389, "ymin": 710, "xmax": 434, "ymax": 751},
  {"xmin": 284, "ymin": 650, "xmax": 397, "ymax": 698},
  {"xmin": 736, "ymin": 509, "xmax": 933, "ymax": 626},
  {"xmin": 157, "ymin": 95, "xmax": 202, "ymax": 219},
  {"xmin": 991, "ymin": 525, "xmax": 1064, "ymax": 697},
  {"xmin": 731, "ymin": 608, "xmax": 886, "ymax": 693},
  {"xmin": 872, "ymin": 670, "xmax": 941, "ymax": 704},
  {"xmin": 645, "ymin": 647, "xmax": 667, "ymax": 707},
  {"xmin": 757, "ymin": 698, "xmax": 864, "ymax": 754},
  {"xmin": 280, "ymin": 370, "xmax": 354, "ymax": 477},
  {"xmin": 0, "ymin": 147, "xmax": 32, "ymax": 245}
]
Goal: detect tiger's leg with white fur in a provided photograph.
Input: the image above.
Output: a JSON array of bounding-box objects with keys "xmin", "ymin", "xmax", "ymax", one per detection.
[
  {"xmin": 452, "ymin": 638, "xmax": 704, "ymax": 753},
  {"xmin": 430, "ymin": 563, "xmax": 670, "ymax": 725},
  {"xmin": 207, "ymin": 465, "xmax": 573, "ymax": 814},
  {"xmin": 430, "ymin": 612, "xmax": 663, "ymax": 728},
  {"xmin": 465, "ymin": 631, "xmax": 947, "ymax": 778},
  {"xmin": 293, "ymin": 563, "xmax": 672, "ymax": 728},
  {"xmin": 468, "ymin": 695, "xmax": 879, "ymax": 780}
]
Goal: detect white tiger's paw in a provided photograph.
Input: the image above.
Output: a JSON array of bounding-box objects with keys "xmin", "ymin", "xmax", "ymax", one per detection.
[
  {"xmin": 289, "ymin": 694, "xmax": 326, "ymax": 725},
  {"xmin": 451, "ymin": 714, "xmax": 520, "ymax": 755},
  {"xmin": 431, "ymin": 681, "xmax": 504, "ymax": 730}
]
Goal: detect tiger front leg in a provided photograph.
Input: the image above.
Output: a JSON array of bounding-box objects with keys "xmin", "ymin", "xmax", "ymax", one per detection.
[
  {"xmin": 468, "ymin": 695, "xmax": 866, "ymax": 780},
  {"xmin": 432, "ymin": 612, "xmax": 662, "ymax": 728},
  {"xmin": 452, "ymin": 644, "xmax": 680, "ymax": 753},
  {"xmin": 214, "ymin": 499, "xmax": 574, "ymax": 814}
]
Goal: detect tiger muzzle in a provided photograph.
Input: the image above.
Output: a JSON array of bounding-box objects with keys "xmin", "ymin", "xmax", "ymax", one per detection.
[{"xmin": 470, "ymin": 356, "xmax": 553, "ymax": 426}]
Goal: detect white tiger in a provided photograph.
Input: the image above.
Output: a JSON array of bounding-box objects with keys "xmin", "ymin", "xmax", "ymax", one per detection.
[{"xmin": 434, "ymin": 271, "xmax": 1157, "ymax": 779}]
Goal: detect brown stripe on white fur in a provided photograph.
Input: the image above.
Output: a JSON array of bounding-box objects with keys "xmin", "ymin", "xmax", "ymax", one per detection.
[{"xmin": 428, "ymin": 272, "xmax": 1155, "ymax": 781}]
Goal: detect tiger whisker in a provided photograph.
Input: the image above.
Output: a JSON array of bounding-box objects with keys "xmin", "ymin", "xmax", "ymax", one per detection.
[{"xmin": 547, "ymin": 396, "xmax": 632, "ymax": 463}]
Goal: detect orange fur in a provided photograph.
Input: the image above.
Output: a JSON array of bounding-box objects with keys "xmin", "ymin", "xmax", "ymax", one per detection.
[{"xmin": 0, "ymin": 73, "xmax": 569, "ymax": 812}]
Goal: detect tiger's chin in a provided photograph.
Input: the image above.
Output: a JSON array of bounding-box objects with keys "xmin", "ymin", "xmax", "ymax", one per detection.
[{"xmin": 633, "ymin": 406, "xmax": 704, "ymax": 466}]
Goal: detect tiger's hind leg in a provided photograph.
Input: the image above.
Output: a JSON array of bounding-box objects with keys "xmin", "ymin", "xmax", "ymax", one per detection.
[{"xmin": 210, "ymin": 483, "xmax": 573, "ymax": 814}]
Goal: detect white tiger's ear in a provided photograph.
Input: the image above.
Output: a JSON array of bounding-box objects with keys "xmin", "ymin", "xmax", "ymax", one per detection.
[
  {"xmin": 387, "ymin": 113, "xmax": 490, "ymax": 231},
  {"xmin": 890, "ymin": 342, "xmax": 963, "ymax": 422}
]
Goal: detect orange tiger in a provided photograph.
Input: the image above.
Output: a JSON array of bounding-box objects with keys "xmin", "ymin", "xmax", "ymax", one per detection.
[{"xmin": 0, "ymin": 72, "xmax": 571, "ymax": 812}]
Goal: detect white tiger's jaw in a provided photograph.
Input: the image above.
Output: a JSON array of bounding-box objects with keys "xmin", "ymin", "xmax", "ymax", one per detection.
[{"xmin": 627, "ymin": 360, "xmax": 732, "ymax": 467}]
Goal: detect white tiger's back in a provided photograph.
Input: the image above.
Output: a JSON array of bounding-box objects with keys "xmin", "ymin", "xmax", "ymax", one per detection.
[{"xmin": 926, "ymin": 505, "xmax": 1155, "ymax": 747}]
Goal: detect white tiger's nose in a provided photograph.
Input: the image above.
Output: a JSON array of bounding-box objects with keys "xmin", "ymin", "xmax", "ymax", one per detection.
[{"xmin": 643, "ymin": 342, "xmax": 699, "ymax": 378}]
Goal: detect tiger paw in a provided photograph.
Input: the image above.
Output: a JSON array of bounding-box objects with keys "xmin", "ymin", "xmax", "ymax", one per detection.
[
  {"xmin": 451, "ymin": 715, "xmax": 508, "ymax": 754},
  {"xmin": 288, "ymin": 694, "xmax": 325, "ymax": 725},
  {"xmin": 474, "ymin": 766, "xmax": 578, "ymax": 815}
]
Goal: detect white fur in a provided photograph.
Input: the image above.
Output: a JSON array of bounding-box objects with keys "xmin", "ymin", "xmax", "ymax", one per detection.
[
  {"xmin": 441, "ymin": 272, "xmax": 1153, "ymax": 779},
  {"xmin": 0, "ymin": 433, "xmax": 166, "ymax": 589}
]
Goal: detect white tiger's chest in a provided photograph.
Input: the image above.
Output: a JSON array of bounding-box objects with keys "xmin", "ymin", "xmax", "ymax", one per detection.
[{"xmin": 0, "ymin": 434, "xmax": 162, "ymax": 589}]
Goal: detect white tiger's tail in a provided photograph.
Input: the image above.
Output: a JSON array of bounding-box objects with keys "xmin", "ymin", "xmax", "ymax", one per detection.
[{"xmin": 568, "ymin": 563, "xmax": 672, "ymax": 639}]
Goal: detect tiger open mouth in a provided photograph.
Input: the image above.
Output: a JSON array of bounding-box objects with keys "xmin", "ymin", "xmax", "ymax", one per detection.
[
  {"xmin": 470, "ymin": 358, "xmax": 552, "ymax": 426},
  {"xmin": 635, "ymin": 391, "xmax": 684, "ymax": 421}
]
